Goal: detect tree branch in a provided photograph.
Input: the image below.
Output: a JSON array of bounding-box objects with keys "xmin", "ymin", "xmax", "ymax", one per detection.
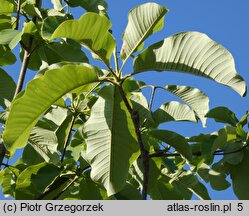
[
  {"xmin": 118, "ymin": 85, "xmax": 149, "ymax": 200},
  {"xmin": 149, "ymin": 144, "xmax": 248, "ymax": 158}
]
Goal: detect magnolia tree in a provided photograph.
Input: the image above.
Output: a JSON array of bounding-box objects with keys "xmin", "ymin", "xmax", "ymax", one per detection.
[{"xmin": 0, "ymin": 0, "xmax": 248, "ymax": 200}]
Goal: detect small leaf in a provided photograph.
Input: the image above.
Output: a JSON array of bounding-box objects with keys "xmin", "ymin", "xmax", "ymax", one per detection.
[
  {"xmin": 150, "ymin": 129, "xmax": 192, "ymax": 161},
  {"xmin": 52, "ymin": 13, "xmax": 115, "ymax": 65},
  {"xmin": 3, "ymin": 64, "xmax": 99, "ymax": 153},
  {"xmin": 153, "ymin": 101, "xmax": 197, "ymax": 126},
  {"xmin": 134, "ymin": 32, "xmax": 247, "ymax": 97},
  {"xmin": 121, "ymin": 2, "xmax": 168, "ymax": 61},
  {"xmin": 206, "ymin": 106, "xmax": 239, "ymax": 126}
]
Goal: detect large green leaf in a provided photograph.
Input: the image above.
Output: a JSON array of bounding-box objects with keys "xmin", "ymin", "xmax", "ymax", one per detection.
[
  {"xmin": 3, "ymin": 64, "xmax": 99, "ymax": 153},
  {"xmin": 0, "ymin": 68, "xmax": 16, "ymax": 108},
  {"xmin": 134, "ymin": 32, "xmax": 247, "ymax": 97},
  {"xmin": 52, "ymin": 13, "xmax": 115, "ymax": 65},
  {"xmin": 205, "ymin": 106, "xmax": 239, "ymax": 126},
  {"xmin": 120, "ymin": 2, "xmax": 168, "ymax": 61},
  {"xmin": 163, "ymin": 85, "xmax": 209, "ymax": 127},
  {"xmin": 83, "ymin": 85, "xmax": 139, "ymax": 196},
  {"xmin": 153, "ymin": 101, "xmax": 197, "ymax": 126},
  {"xmin": 230, "ymin": 149, "xmax": 249, "ymax": 199},
  {"xmin": 150, "ymin": 129, "xmax": 192, "ymax": 161}
]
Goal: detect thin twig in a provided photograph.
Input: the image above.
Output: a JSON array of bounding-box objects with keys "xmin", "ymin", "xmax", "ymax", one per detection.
[
  {"xmin": 61, "ymin": 115, "xmax": 76, "ymax": 163},
  {"xmin": 15, "ymin": 0, "xmax": 22, "ymax": 30},
  {"xmin": 14, "ymin": 49, "xmax": 31, "ymax": 96},
  {"xmin": 113, "ymin": 48, "xmax": 120, "ymax": 77},
  {"xmin": 118, "ymin": 85, "xmax": 149, "ymax": 200}
]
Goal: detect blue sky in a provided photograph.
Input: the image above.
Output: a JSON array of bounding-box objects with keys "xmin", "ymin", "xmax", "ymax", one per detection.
[{"xmin": 1, "ymin": 0, "xmax": 249, "ymax": 199}]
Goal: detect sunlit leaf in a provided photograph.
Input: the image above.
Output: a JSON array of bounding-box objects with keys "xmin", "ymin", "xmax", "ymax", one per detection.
[
  {"xmin": 120, "ymin": 3, "xmax": 168, "ymax": 61},
  {"xmin": 134, "ymin": 32, "xmax": 247, "ymax": 97},
  {"xmin": 52, "ymin": 13, "xmax": 115, "ymax": 65},
  {"xmin": 163, "ymin": 85, "xmax": 209, "ymax": 127},
  {"xmin": 153, "ymin": 101, "xmax": 197, "ymax": 126},
  {"xmin": 3, "ymin": 64, "xmax": 99, "ymax": 153}
]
